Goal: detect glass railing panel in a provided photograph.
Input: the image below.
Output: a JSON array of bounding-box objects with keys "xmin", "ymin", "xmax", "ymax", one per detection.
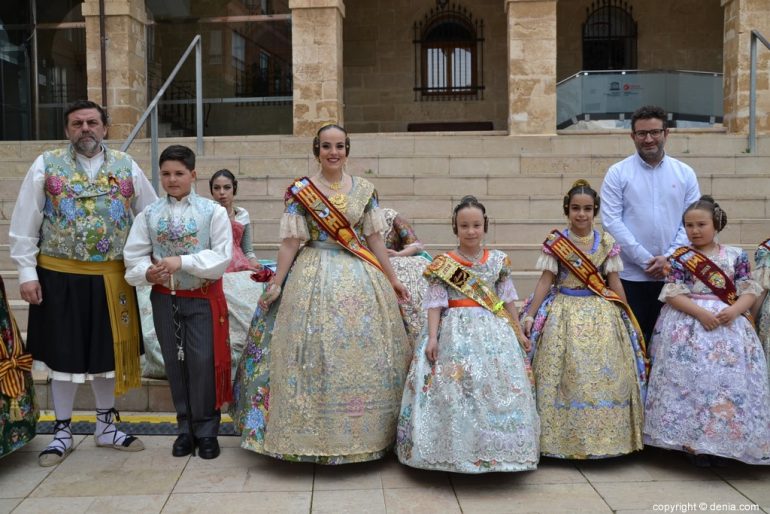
[{"xmin": 557, "ymin": 70, "xmax": 723, "ymax": 129}]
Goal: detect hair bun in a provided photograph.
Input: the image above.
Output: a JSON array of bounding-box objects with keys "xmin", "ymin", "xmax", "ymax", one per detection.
[
  {"xmin": 570, "ymin": 179, "xmax": 592, "ymax": 190},
  {"xmin": 460, "ymin": 195, "xmax": 478, "ymax": 203},
  {"xmin": 699, "ymin": 194, "xmax": 716, "ymax": 203}
]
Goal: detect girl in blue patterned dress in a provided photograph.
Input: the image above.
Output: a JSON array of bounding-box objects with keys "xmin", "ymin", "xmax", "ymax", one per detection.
[
  {"xmin": 644, "ymin": 196, "xmax": 770, "ymax": 466},
  {"xmin": 396, "ymin": 196, "xmax": 540, "ymax": 473}
]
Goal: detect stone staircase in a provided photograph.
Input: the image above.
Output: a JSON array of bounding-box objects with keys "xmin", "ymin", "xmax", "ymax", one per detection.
[{"xmin": 2, "ymin": 131, "xmax": 768, "ymax": 411}]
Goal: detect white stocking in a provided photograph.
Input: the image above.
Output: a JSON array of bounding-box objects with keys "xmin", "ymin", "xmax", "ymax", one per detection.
[{"xmin": 91, "ymin": 377, "xmax": 132, "ymax": 446}]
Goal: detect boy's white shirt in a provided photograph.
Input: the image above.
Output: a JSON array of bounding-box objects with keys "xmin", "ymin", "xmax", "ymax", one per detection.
[{"xmin": 123, "ymin": 194, "xmax": 233, "ymax": 287}]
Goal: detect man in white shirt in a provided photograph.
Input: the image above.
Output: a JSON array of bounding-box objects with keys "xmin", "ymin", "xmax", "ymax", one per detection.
[
  {"xmin": 600, "ymin": 105, "xmax": 701, "ymax": 344},
  {"xmin": 9, "ymin": 100, "xmax": 157, "ymax": 466}
]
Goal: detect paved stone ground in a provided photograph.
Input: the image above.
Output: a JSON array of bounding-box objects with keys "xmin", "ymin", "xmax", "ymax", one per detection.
[{"xmin": 2, "ymin": 429, "xmax": 769, "ymax": 514}]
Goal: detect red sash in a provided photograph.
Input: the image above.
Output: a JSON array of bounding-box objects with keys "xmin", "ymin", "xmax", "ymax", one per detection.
[
  {"xmin": 289, "ymin": 177, "xmax": 384, "ymax": 273},
  {"xmin": 153, "ymin": 279, "xmax": 232, "ymax": 408},
  {"xmin": 670, "ymin": 246, "xmax": 751, "ymax": 321},
  {"xmin": 760, "ymin": 238, "xmax": 770, "ymax": 252},
  {"xmin": 544, "ymin": 229, "xmax": 647, "ymax": 358}
]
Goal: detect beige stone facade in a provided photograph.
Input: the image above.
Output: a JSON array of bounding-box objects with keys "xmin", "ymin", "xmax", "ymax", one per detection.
[
  {"xmin": 557, "ymin": 0, "xmax": 724, "ymax": 81},
  {"xmin": 722, "ymin": 0, "xmax": 770, "ymax": 134},
  {"xmin": 82, "ymin": 0, "xmax": 148, "ymax": 140},
  {"xmin": 72, "ymin": 0, "xmax": 770, "ymax": 137}
]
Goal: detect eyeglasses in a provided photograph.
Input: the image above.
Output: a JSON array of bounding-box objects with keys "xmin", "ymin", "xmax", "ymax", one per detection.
[{"xmin": 633, "ymin": 129, "xmax": 666, "ymax": 139}]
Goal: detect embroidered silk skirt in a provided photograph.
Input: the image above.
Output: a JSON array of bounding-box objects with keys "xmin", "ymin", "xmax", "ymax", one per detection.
[
  {"xmin": 644, "ymin": 299, "xmax": 770, "ymax": 464},
  {"xmin": 231, "ymin": 242, "xmax": 410, "ymax": 463},
  {"xmin": 533, "ymin": 291, "xmax": 644, "ymax": 459},
  {"xmin": 396, "ymin": 306, "xmax": 540, "ymax": 473}
]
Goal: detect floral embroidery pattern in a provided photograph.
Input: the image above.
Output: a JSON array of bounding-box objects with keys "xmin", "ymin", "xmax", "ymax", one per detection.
[{"xmin": 40, "ymin": 147, "xmax": 134, "ymax": 261}]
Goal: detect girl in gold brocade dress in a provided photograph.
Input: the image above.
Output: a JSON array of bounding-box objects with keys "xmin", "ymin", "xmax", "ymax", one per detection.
[
  {"xmin": 230, "ymin": 125, "xmax": 410, "ymax": 464},
  {"xmin": 522, "ymin": 180, "xmax": 646, "ymax": 459}
]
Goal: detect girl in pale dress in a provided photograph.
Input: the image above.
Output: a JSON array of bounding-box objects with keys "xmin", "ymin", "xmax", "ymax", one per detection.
[
  {"xmin": 231, "ymin": 124, "xmax": 410, "ymax": 464},
  {"xmin": 521, "ymin": 180, "xmax": 646, "ymax": 459},
  {"xmin": 644, "ymin": 196, "xmax": 770, "ymax": 466},
  {"xmin": 396, "ymin": 196, "xmax": 539, "ymax": 473}
]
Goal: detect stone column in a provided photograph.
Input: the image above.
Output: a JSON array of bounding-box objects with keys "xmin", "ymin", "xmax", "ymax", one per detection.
[
  {"xmin": 289, "ymin": 0, "xmax": 345, "ymax": 136},
  {"xmin": 82, "ymin": 0, "xmax": 147, "ymax": 140},
  {"xmin": 722, "ymin": 0, "xmax": 770, "ymax": 134},
  {"xmin": 505, "ymin": 0, "xmax": 557, "ymax": 135}
]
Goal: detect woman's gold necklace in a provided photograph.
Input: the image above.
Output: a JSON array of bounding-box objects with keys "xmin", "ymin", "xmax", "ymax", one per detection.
[{"xmin": 317, "ymin": 173, "xmax": 347, "ymax": 212}]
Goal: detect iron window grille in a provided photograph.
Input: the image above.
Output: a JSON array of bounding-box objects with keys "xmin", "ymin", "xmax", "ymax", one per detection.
[{"xmin": 413, "ymin": 2, "xmax": 485, "ymax": 100}]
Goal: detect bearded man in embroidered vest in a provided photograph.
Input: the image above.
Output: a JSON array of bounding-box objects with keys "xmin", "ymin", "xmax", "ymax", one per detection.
[{"xmin": 9, "ymin": 100, "xmax": 157, "ymax": 466}]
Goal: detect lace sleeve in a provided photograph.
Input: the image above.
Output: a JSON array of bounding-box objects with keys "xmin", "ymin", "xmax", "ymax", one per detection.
[
  {"xmin": 658, "ymin": 259, "xmax": 690, "ymax": 301},
  {"xmin": 535, "ymin": 251, "xmax": 559, "ymax": 274},
  {"xmin": 735, "ymin": 249, "xmax": 763, "ymax": 297},
  {"xmin": 363, "ymin": 207, "xmax": 388, "ymax": 236},
  {"xmin": 423, "ymin": 280, "xmax": 449, "ymax": 309},
  {"xmin": 496, "ymin": 254, "xmax": 519, "ymax": 303},
  {"xmin": 278, "ymin": 195, "xmax": 309, "ymax": 241},
  {"xmin": 603, "ymin": 254, "xmax": 624, "ymax": 274}
]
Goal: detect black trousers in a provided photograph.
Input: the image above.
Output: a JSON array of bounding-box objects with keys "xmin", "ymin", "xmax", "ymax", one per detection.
[{"xmin": 621, "ymin": 279, "xmax": 665, "ymax": 344}]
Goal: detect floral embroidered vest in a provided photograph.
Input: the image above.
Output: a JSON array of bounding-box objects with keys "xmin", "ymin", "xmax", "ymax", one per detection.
[
  {"xmin": 145, "ymin": 192, "xmax": 215, "ymax": 290},
  {"xmin": 40, "ymin": 146, "xmax": 135, "ymax": 261}
]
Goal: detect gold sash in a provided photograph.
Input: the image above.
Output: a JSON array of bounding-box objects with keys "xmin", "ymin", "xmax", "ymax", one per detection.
[
  {"xmin": 425, "ymin": 252, "xmax": 528, "ymax": 348},
  {"xmin": 38, "ymin": 255, "xmax": 141, "ymax": 396},
  {"xmin": 544, "ymin": 230, "xmax": 648, "ymax": 359},
  {"xmin": 289, "ymin": 177, "xmax": 384, "ymax": 273}
]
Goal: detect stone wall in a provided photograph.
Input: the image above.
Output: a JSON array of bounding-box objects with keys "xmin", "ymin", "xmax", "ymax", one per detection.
[
  {"xmin": 557, "ymin": 0, "xmax": 724, "ymax": 81},
  {"xmin": 343, "ymin": 0, "xmax": 510, "ymax": 133},
  {"xmin": 722, "ymin": 0, "xmax": 770, "ymax": 134},
  {"xmin": 83, "ymin": 0, "xmax": 148, "ymax": 140}
]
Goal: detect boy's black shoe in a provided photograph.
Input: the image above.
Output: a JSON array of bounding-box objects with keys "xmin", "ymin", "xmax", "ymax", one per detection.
[
  {"xmin": 197, "ymin": 437, "xmax": 220, "ymax": 459},
  {"xmin": 172, "ymin": 434, "xmax": 194, "ymax": 457}
]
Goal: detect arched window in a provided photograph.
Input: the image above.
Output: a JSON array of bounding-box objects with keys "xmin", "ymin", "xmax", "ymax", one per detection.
[
  {"xmin": 582, "ymin": 0, "xmax": 637, "ymax": 71},
  {"xmin": 413, "ymin": 2, "xmax": 484, "ymax": 100}
]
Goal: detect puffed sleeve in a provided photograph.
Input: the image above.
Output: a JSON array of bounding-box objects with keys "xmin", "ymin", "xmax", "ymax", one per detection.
[
  {"xmin": 423, "ymin": 276, "xmax": 449, "ymax": 309},
  {"xmin": 658, "ymin": 258, "xmax": 691, "ymax": 301},
  {"xmin": 496, "ymin": 254, "xmax": 519, "ymax": 303},
  {"xmin": 603, "ymin": 243, "xmax": 624, "ymax": 274},
  {"xmin": 362, "ymin": 190, "xmax": 388, "ymax": 236},
  {"xmin": 735, "ymin": 249, "xmax": 763, "ymax": 297},
  {"xmin": 278, "ymin": 193, "xmax": 310, "ymax": 241},
  {"xmin": 752, "ymin": 245, "xmax": 770, "ymax": 289},
  {"xmin": 535, "ymin": 244, "xmax": 559, "ymax": 274}
]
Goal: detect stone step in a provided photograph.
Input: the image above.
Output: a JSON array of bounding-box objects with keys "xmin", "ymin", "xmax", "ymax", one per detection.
[
  {"xmin": 33, "ymin": 375, "xmax": 175, "ymax": 413},
  {"xmin": 1, "ymin": 133, "xmax": 768, "ymax": 163},
  {"xmin": 0, "ymin": 192, "xmax": 770, "ymax": 222}
]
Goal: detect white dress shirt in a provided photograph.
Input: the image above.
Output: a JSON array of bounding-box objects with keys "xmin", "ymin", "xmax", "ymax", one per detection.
[
  {"xmin": 9, "ymin": 147, "xmax": 157, "ymax": 284},
  {"xmin": 123, "ymin": 195, "xmax": 233, "ymax": 287},
  {"xmin": 600, "ymin": 152, "xmax": 701, "ymax": 282}
]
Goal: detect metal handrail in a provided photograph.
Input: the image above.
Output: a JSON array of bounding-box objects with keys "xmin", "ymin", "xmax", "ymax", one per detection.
[
  {"xmin": 121, "ymin": 35, "xmax": 203, "ymax": 191},
  {"xmin": 749, "ymin": 30, "xmax": 770, "ymax": 153}
]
